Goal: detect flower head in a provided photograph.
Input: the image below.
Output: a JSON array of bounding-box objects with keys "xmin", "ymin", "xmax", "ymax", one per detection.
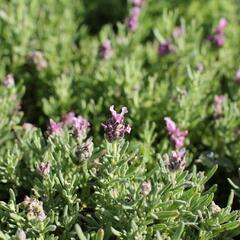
[
  {"xmin": 102, "ymin": 105, "xmax": 131, "ymax": 142},
  {"xmin": 164, "ymin": 117, "xmax": 188, "ymax": 149},
  {"xmin": 76, "ymin": 137, "xmax": 94, "ymax": 162},
  {"xmin": 214, "ymin": 95, "xmax": 225, "ymax": 117},
  {"xmin": 215, "ymin": 18, "xmax": 228, "ymax": 34},
  {"xmin": 167, "ymin": 149, "xmax": 186, "ymax": 171},
  {"xmin": 23, "ymin": 123, "xmax": 34, "ymax": 131},
  {"xmin": 3, "ymin": 74, "xmax": 15, "ymax": 88},
  {"xmin": 235, "ymin": 69, "xmax": 240, "ymax": 83},
  {"xmin": 141, "ymin": 181, "xmax": 152, "ymax": 195},
  {"xmin": 211, "ymin": 201, "xmax": 221, "ymax": 214},
  {"xmin": 99, "ymin": 40, "xmax": 112, "ymax": 60},
  {"xmin": 158, "ymin": 40, "xmax": 175, "ymax": 56},
  {"xmin": 36, "ymin": 162, "xmax": 50, "ymax": 176},
  {"xmin": 47, "ymin": 119, "xmax": 63, "ymax": 136},
  {"xmin": 23, "ymin": 196, "xmax": 46, "ymax": 221},
  {"xmin": 62, "ymin": 112, "xmax": 76, "ymax": 125},
  {"xmin": 27, "ymin": 50, "xmax": 47, "ymax": 71},
  {"xmin": 208, "ymin": 18, "xmax": 227, "ymax": 48},
  {"xmin": 72, "ymin": 116, "xmax": 90, "ymax": 138},
  {"xmin": 196, "ymin": 63, "xmax": 204, "ymax": 73}
]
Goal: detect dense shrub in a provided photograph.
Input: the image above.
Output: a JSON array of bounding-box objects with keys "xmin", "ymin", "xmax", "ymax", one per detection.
[{"xmin": 0, "ymin": 0, "xmax": 240, "ymax": 239}]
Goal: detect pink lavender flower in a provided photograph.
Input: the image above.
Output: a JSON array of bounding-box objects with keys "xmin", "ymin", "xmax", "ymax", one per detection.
[
  {"xmin": 127, "ymin": 6, "xmax": 141, "ymax": 31},
  {"xmin": 215, "ymin": 18, "xmax": 228, "ymax": 34},
  {"xmin": 132, "ymin": 0, "xmax": 144, "ymax": 7},
  {"xmin": 208, "ymin": 34, "xmax": 225, "ymax": 48},
  {"xmin": 3, "ymin": 74, "xmax": 15, "ymax": 88},
  {"xmin": 235, "ymin": 69, "xmax": 240, "ymax": 83},
  {"xmin": 99, "ymin": 40, "xmax": 112, "ymax": 60},
  {"xmin": 62, "ymin": 112, "xmax": 76, "ymax": 125},
  {"xmin": 208, "ymin": 18, "xmax": 228, "ymax": 48},
  {"xmin": 214, "ymin": 95, "xmax": 225, "ymax": 117},
  {"xmin": 23, "ymin": 196, "xmax": 46, "ymax": 221},
  {"xmin": 36, "ymin": 162, "xmax": 50, "ymax": 176},
  {"xmin": 72, "ymin": 116, "xmax": 90, "ymax": 138},
  {"xmin": 167, "ymin": 149, "xmax": 186, "ymax": 171},
  {"xmin": 164, "ymin": 117, "xmax": 188, "ymax": 149},
  {"xmin": 47, "ymin": 119, "xmax": 63, "ymax": 136},
  {"xmin": 102, "ymin": 105, "xmax": 131, "ymax": 142},
  {"xmin": 158, "ymin": 40, "xmax": 175, "ymax": 56}
]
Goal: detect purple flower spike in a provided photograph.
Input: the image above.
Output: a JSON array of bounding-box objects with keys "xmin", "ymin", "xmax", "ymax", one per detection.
[
  {"xmin": 102, "ymin": 105, "xmax": 131, "ymax": 142},
  {"xmin": 3, "ymin": 74, "xmax": 15, "ymax": 88},
  {"xmin": 214, "ymin": 95, "xmax": 225, "ymax": 117},
  {"xmin": 235, "ymin": 69, "xmax": 240, "ymax": 83},
  {"xmin": 36, "ymin": 162, "xmax": 50, "ymax": 176},
  {"xmin": 47, "ymin": 119, "xmax": 63, "ymax": 136},
  {"xmin": 158, "ymin": 41, "xmax": 175, "ymax": 56},
  {"xmin": 168, "ymin": 149, "xmax": 186, "ymax": 171},
  {"xmin": 99, "ymin": 40, "xmax": 112, "ymax": 60},
  {"xmin": 208, "ymin": 18, "xmax": 227, "ymax": 48},
  {"xmin": 164, "ymin": 117, "xmax": 188, "ymax": 149}
]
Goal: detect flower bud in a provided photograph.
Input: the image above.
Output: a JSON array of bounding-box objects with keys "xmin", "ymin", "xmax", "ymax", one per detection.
[
  {"xmin": 76, "ymin": 138, "xmax": 94, "ymax": 162},
  {"xmin": 36, "ymin": 162, "xmax": 50, "ymax": 176},
  {"xmin": 211, "ymin": 201, "xmax": 221, "ymax": 214},
  {"xmin": 141, "ymin": 181, "xmax": 152, "ymax": 195},
  {"xmin": 27, "ymin": 50, "xmax": 47, "ymax": 71},
  {"xmin": 15, "ymin": 229, "xmax": 26, "ymax": 240}
]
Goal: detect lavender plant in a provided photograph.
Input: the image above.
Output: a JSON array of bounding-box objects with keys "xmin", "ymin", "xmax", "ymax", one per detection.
[{"xmin": 0, "ymin": 0, "xmax": 240, "ymax": 238}]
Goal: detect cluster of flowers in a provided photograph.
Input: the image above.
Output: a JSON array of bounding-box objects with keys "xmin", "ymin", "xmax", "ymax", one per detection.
[
  {"xmin": 47, "ymin": 112, "xmax": 90, "ymax": 138},
  {"xmin": 208, "ymin": 18, "xmax": 228, "ymax": 48},
  {"xmin": 23, "ymin": 196, "xmax": 46, "ymax": 221},
  {"xmin": 164, "ymin": 117, "xmax": 188, "ymax": 171},
  {"xmin": 127, "ymin": 0, "xmax": 144, "ymax": 31}
]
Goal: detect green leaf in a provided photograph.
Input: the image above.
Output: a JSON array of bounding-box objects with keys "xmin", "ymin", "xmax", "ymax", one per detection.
[
  {"xmin": 75, "ymin": 224, "xmax": 87, "ymax": 240},
  {"xmin": 172, "ymin": 222, "xmax": 184, "ymax": 240}
]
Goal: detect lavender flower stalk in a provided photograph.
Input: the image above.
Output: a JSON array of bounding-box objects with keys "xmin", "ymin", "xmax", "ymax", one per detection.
[
  {"xmin": 141, "ymin": 181, "xmax": 152, "ymax": 195},
  {"xmin": 102, "ymin": 105, "xmax": 131, "ymax": 142},
  {"xmin": 208, "ymin": 18, "xmax": 228, "ymax": 48}
]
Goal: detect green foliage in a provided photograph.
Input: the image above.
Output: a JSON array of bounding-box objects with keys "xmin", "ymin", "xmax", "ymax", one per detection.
[{"xmin": 0, "ymin": 0, "xmax": 240, "ymax": 239}]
